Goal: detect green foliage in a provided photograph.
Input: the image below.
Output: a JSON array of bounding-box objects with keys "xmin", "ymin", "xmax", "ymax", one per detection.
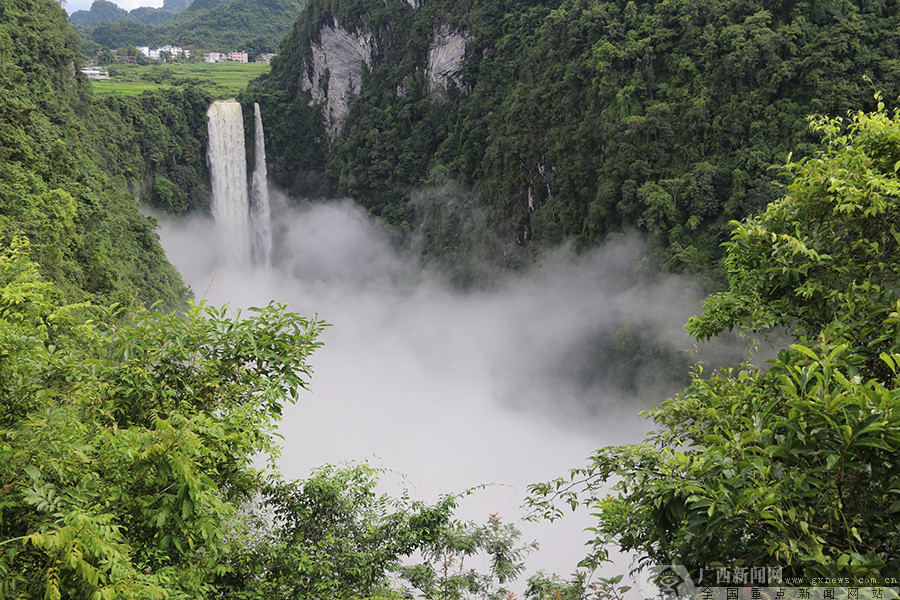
[
  {"xmin": 220, "ymin": 464, "xmax": 451, "ymax": 599},
  {"xmin": 254, "ymin": 0, "xmax": 900, "ymax": 270},
  {"xmin": 217, "ymin": 464, "xmax": 536, "ymax": 600},
  {"xmin": 0, "ymin": 0, "xmax": 188, "ymax": 308},
  {"xmin": 83, "ymin": 0, "xmax": 307, "ymax": 55},
  {"xmin": 529, "ymin": 340, "xmax": 900, "ymax": 579},
  {"xmin": 527, "ymin": 104, "xmax": 900, "ymax": 580},
  {"xmin": 400, "ymin": 511, "xmax": 537, "ymax": 600},
  {"xmin": 0, "ymin": 240, "xmax": 326, "ymax": 599},
  {"xmin": 88, "ymin": 86, "xmax": 212, "ymax": 215},
  {"xmin": 689, "ymin": 99, "xmax": 900, "ymax": 350},
  {"xmin": 89, "ymin": 19, "xmax": 154, "ymax": 49},
  {"xmin": 524, "ymin": 570, "xmax": 631, "ymax": 600}
]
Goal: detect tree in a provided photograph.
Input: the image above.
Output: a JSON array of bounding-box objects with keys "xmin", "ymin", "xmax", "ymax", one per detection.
[
  {"xmin": 0, "ymin": 237, "xmax": 326, "ymax": 598},
  {"xmin": 400, "ymin": 511, "xmax": 537, "ymax": 600},
  {"xmin": 218, "ymin": 463, "xmax": 538, "ymax": 600},
  {"xmin": 527, "ymin": 103, "xmax": 900, "ymax": 581},
  {"xmin": 688, "ymin": 96, "xmax": 900, "ymax": 361},
  {"xmin": 218, "ymin": 464, "xmax": 457, "ymax": 600}
]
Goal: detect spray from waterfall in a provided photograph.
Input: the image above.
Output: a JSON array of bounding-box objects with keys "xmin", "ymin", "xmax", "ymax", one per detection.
[
  {"xmin": 251, "ymin": 103, "xmax": 273, "ymax": 267},
  {"xmin": 206, "ymin": 99, "xmax": 273, "ymax": 268}
]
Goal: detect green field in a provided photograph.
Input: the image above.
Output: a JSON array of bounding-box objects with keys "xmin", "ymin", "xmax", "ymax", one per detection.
[{"xmin": 90, "ymin": 61, "xmax": 270, "ymax": 98}]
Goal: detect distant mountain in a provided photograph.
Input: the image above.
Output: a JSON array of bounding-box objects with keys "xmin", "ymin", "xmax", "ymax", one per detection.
[
  {"xmin": 81, "ymin": 0, "xmax": 304, "ymax": 54},
  {"xmin": 163, "ymin": 0, "xmax": 190, "ymax": 10},
  {"xmin": 70, "ymin": 0, "xmax": 130, "ymax": 27},
  {"xmin": 70, "ymin": 0, "xmax": 190, "ymax": 28},
  {"xmin": 154, "ymin": 0, "xmax": 305, "ymax": 53},
  {"xmin": 129, "ymin": 6, "xmax": 181, "ymax": 25}
]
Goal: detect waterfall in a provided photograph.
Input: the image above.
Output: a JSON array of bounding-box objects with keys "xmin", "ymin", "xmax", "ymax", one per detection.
[
  {"xmin": 207, "ymin": 100, "xmax": 251, "ymax": 266},
  {"xmin": 206, "ymin": 99, "xmax": 273, "ymax": 268},
  {"xmin": 250, "ymin": 103, "xmax": 273, "ymax": 267}
]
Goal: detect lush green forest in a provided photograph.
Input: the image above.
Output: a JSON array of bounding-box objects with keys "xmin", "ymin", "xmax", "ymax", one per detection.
[
  {"xmin": 0, "ymin": 0, "xmax": 186, "ymax": 307},
  {"xmin": 2, "ymin": 0, "xmax": 900, "ymax": 593},
  {"xmin": 529, "ymin": 102, "xmax": 900, "ymax": 580},
  {"xmin": 71, "ymin": 0, "xmax": 192, "ymax": 28},
  {"xmin": 2, "ymin": 0, "xmax": 545, "ymax": 597},
  {"xmin": 79, "ymin": 0, "xmax": 306, "ymax": 56},
  {"xmin": 251, "ymin": 0, "xmax": 900, "ymax": 275}
]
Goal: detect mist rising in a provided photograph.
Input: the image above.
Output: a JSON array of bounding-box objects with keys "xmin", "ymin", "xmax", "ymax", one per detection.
[{"xmin": 156, "ymin": 193, "xmax": 744, "ymax": 586}]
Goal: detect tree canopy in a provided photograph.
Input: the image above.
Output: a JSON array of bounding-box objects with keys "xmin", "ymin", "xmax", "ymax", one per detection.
[
  {"xmin": 688, "ymin": 97, "xmax": 900, "ymax": 351},
  {"xmin": 0, "ymin": 235, "xmax": 326, "ymax": 597},
  {"xmin": 527, "ymin": 103, "xmax": 900, "ymax": 581},
  {"xmin": 252, "ymin": 0, "xmax": 900, "ymax": 273}
]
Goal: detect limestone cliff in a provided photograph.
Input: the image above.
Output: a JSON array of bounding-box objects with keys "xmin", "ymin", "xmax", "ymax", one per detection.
[
  {"xmin": 426, "ymin": 24, "xmax": 469, "ymax": 101},
  {"xmin": 298, "ymin": 16, "xmax": 374, "ymax": 135},
  {"xmin": 263, "ymin": 0, "xmax": 470, "ymax": 142}
]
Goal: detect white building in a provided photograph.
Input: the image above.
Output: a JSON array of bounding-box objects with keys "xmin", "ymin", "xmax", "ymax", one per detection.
[
  {"xmin": 228, "ymin": 51, "xmax": 248, "ymax": 63},
  {"xmin": 135, "ymin": 45, "xmax": 190, "ymax": 61},
  {"xmin": 158, "ymin": 45, "xmax": 189, "ymax": 58},
  {"xmin": 81, "ymin": 68, "xmax": 109, "ymax": 79},
  {"xmin": 205, "ymin": 52, "xmax": 225, "ymax": 63}
]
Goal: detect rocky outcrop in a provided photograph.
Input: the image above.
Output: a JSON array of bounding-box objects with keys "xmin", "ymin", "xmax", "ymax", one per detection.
[
  {"xmin": 427, "ymin": 25, "xmax": 469, "ymax": 101},
  {"xmin": 299, "ymin": 17, "xmax": 374, "ymax": 135},
  {"xmin": 403, "ymin": 0, "xmax": 424, "ymax": 7}
]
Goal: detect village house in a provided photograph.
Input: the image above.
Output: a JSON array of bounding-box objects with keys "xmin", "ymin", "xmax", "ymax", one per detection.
[
  {"xmin": 137, "ymin": 45, "xmax": 190, "ymax": 61},
  {"xmin": 80, "ymin": 67, "xmax": 109, "ymax": 79}
]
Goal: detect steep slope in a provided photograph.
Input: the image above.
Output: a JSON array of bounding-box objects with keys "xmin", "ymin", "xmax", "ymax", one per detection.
[
  {"xmin": 71, "ymin": 0, "xmax": 192, "ymax": 28},
  {"xmin": 0, "ymin": 0, "xmax": 187, "ymax": 307},
  {"xmin": 154, "ymin": 0, "xmax": 306, "ymax": 52},
  {"xmin": 70, "ymin": 0, "xmax": 130, "ymax": 27},
  {"xmin": 250, "ymin": 0, "xmax": 900, "ymax": 273},
  {"xmin": 82, "ymin": 0, "xmax": 306, "ymax": 53}
]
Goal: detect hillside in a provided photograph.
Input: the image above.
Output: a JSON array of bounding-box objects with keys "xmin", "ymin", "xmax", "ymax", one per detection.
[
  {"xmin": 0, "ymin": 0, "xmax": 186, "ymax": 307},
  {"xmin": 71, "ymin": 0, "xmax": 191, "ymax": 28},
  {"xmin": 156, "ymin": 0, "xmax": 306, "ymax": 53},
  {"xmin": 249, "ymin": 0, "xmax": 900, "ymax": 274},
  {"xmin": 81, "ymin": 0, "xmax": 306, "ymax": 54},
  {"xmin": 70, "ymin": 0, "xmax": 130, "ymax": 27}
]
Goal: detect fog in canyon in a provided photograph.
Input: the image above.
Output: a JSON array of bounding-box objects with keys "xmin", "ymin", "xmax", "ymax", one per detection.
[{"xmin": 155, "ymin": 100, "xmax": 749, "ymax": 592}]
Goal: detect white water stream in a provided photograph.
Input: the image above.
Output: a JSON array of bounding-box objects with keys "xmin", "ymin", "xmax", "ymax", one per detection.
[{"xmin": 206, "ymin": 99, "xmax": 272, "ymax": 268}]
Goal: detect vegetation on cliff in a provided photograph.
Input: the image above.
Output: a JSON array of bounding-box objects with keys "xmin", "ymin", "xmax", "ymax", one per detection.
[
  {"xmin": 81, "ymin": 0, "xmax": 307, "ymax": 56},
  {"xmin": 0, "ymin": 0, "xmax": 186, "ymax": 307},
  {"xmin": 528, "ymin": 102, "xmax": 900, "ymax": 580},
  {"xmin": 252, "ymin": 0, "xmax": 900, "ymax": 273}
]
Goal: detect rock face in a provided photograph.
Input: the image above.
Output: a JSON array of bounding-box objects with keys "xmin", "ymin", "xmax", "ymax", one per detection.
[
  {"xmin": 427, "ymin": 24, "xmax": 469, "ymax": 101},
  {"xmin": 299, "ymin": 17, "xmax": 374, "ymax": 135},
  {"xmin": 403, "ymin": 0, "xmax": 424, "ymax": 7}
]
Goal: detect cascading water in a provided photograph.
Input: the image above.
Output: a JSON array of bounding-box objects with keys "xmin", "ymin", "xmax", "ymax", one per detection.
[
  {"xmin": 250, "ymin": 103, "xmax": 273, "ymax": 268},
  {"xmin": 206, "ymin": 99, "xmax": 273, "ymax": 268},
  {"xmin": 207, "ymin": 99, "xmax": 252, "ymax": 266}
]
